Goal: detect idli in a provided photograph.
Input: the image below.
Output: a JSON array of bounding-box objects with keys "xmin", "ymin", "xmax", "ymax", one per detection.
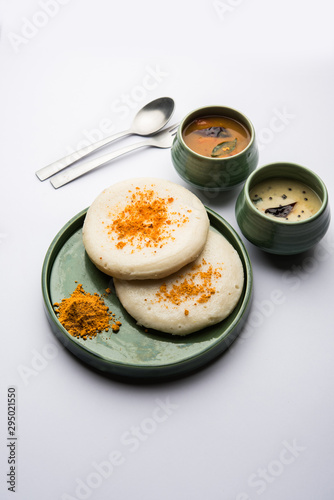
[
  {"xmin": 83, "ymin": 178, "xmax": 209, "ymax": 280},
  {"xmin": 114, "ymin": 229, "xmax": 244, "ymax": 335}
]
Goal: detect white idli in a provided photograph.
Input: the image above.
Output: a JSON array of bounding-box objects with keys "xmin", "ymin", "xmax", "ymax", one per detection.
[
  {"xmin": 114, "ymin": 229, "xmax": 244, "ymax": 335},
  {"xmin": 82, "ymin": 178, "xmax": 209, "ymax": 280}
]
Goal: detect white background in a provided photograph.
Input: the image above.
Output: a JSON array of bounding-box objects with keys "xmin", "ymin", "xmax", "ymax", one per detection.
[{"xmin": 1, "ymin": 0, "xmax": 334, "ymax": 499}]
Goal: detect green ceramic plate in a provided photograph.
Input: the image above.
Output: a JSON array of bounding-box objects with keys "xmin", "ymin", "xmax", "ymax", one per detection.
[{"xmin": 42, "ymin": 207, "xmax": 253, "ymax": 381}]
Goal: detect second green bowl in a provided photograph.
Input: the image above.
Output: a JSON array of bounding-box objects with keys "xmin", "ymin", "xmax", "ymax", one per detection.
[{"xmin": 235, "ymin": 162, "xmax": 330, "ymax": 255}]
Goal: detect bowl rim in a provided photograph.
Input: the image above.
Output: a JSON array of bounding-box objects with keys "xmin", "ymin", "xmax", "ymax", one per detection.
[
  {"xmin": 176, "ymin": 105, "xmax": 256, "ymax": 161},
  {"xmin": 243, "ymin": 162, "xmax": 329, "ymax": 226}
]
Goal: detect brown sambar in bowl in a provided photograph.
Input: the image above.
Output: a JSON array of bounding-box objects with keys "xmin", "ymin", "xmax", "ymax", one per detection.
[{"xmin": 182, "ymin": 115, "xmax": 251, "ymax": 158}]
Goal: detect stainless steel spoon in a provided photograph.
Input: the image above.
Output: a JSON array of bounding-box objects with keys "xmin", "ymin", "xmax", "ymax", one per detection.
[
  {"xmin": 50, "ymin": 123, "xmax": 179, "ymax": 189},
  {"xmin": 35, "ymin": 96, "xmax": 175, "ymax": 181}
]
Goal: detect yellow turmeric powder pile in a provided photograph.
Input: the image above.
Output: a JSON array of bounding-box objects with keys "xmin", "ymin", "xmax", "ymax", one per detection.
[
  {"xmin": 53, "ymin": 284, "xmax": 121, "ymax": 340},
  {"xmin": 107, "ymin": 187, "xmax": 189, "ymax": 250}
]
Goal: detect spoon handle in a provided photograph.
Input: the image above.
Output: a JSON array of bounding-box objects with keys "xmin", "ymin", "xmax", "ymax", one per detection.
[
  {"xmin": 50, "ymin": 139, "xmax": 150, "ymax": 189},
  {"xmin": 35, "ymin": 129, "xmax": 131, "ymax": 181}
]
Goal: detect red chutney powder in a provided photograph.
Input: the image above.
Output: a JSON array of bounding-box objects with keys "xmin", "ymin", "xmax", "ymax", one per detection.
[
  {"xmin": 107, "ymin": 187, "xmax": 190, "ymax": 250},
  {"xmin": 154, "ymin": 258, "xmax": 223, "ymax": 307}
]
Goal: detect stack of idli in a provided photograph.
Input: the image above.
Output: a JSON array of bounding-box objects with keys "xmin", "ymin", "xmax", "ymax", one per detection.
[{"xmin": 83, "ymin": 178, "xmax": 244, "ymax": 335}]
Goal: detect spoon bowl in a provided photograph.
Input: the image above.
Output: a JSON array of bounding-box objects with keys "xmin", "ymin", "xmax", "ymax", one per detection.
[{"xmin": 130, "ymin": 97, "xmax": 175, "ymax": 136}]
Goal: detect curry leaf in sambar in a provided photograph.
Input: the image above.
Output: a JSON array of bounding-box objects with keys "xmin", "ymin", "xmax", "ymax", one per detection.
[
  {"xmin": 211, "ymin": 138, "xmax": 237, "ymax": 157},
  {"xmin": 195, "ymin": 126, "xmax": 231, "ymax": 138}
]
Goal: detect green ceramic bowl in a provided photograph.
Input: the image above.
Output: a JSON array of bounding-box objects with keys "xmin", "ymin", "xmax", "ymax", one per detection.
[
  {"xmin": 41, "ymin": 207, "xmax": 253, "ymax": 381},
  {"xmin": 235, "ymin": 162, "xmax": 330, "ymax": 255},
  {"xmin": 171, "ymin": 105, "xmax": 259, "ymax": 191}
]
